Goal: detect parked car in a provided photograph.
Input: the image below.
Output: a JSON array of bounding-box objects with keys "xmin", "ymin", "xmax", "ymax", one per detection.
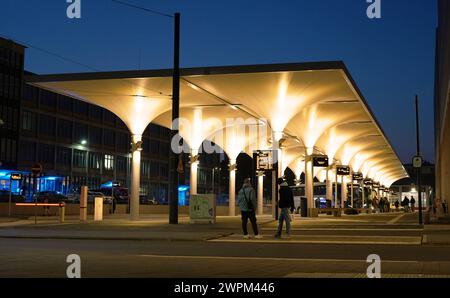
[
  {"xmin": 0, "ymin": 190, "xmax": 25, "ymax": 203},
  {"xmin": 32, "ymin": 191, "xmax": 68, "ymax": 203},
  {"xmin": 140, "ymin": 195, "xmax": 159, "ymax": 205},
  {"xmin": 67, "ymin": 191, "xmax": 112, "ymax": 204}
]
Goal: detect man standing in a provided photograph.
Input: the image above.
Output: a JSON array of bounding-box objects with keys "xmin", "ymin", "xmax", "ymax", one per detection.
[
  {"xmin": 274, "ymin": 178, "xmax": 295, "ymax": 238},
  {"xmin": 410, "ymin": 196, "xmax": 416, "ymax": 212},
  {"xmin": 237, "ymin": 178, "xmax": 262, "ymax": 239}
]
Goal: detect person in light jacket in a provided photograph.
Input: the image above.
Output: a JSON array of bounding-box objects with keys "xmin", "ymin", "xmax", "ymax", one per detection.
[{"xmin": 237, "ymin": 178, "xmax": 262, "ymax": 239}]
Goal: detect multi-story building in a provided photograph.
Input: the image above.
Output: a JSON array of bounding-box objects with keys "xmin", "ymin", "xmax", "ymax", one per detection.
[
  {"xmin": 0, "ymin": 37, "xmax": 173, "ymax": 203},
  {"xmin": 435, "ymin": 0, "xmax": 450, "ymax": 211}
]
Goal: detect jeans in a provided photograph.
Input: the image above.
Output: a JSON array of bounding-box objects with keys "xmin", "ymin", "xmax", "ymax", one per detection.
[
  {"xmin": 241, "ymin": 211, "xmax": 258, "ymax": 236},
  {"xmin": 276, "ymin": 208, "xmax": 291, "ymax": 235}
]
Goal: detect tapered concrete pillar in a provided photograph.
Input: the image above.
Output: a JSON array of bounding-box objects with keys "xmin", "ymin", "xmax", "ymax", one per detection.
[
  {"xmin": 326, "ymin": 168, "xmax": 333, "ymax": 202},
  {"xmin": 305, "ymin": 149, "xmax": 314, "ymax": 214},
  {"xmin": 361, "ymin": 181, "xmax": 365, "ymax": 208},
  {"xmin": 257, "ymin": 172, "xmax": 264, "ymax": 215},
  {"xmin": 190, "ymin": 150, "xmax": 199, "ymax": 195},
  {"xmin": 130, "ymin": 134, "xmax": 142, "ymax": 220},
  {"xmin": 229, "ymin": 159, "xmax": 237, "ymax": 216},
  {"xmin": 341, "ymin": 176, "xmax": 347, "ymax": 208},
  {"xmin": 334, "ymin": 170, "xmax": 338, "ymax": 208}
]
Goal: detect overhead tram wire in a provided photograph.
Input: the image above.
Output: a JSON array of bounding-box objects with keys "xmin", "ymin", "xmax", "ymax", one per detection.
[{"xmin": 111, "ymin": 0, "xmax": 174, "ymax": 19}]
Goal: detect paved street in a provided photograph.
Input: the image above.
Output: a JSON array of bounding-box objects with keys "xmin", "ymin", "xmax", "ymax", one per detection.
[{"xmin": 1, "ymin": 212, "xmax": 450, "ymax": 278}]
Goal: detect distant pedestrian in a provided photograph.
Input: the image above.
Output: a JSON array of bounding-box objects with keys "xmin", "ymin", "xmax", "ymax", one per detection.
[
  {"xmin": 43, "ymin": 197, "xmax": 51, "ymax": 216},
  {"xmin": 394, "ymin": 200, "xmax": 400, "ymax": 210},
  {"xmin": 443, "ymin": 201, "xmax": 448, "ymax": 214},
  {"xmin": 402, "ymin": 196, "xmax": 410, "ymax": 212},
  {"xmin": 112, "ymin": 196, "xmax": 117, "ymax": 214},
  {"xmin": 237, "ymin": 178, "xmax": 262, "ymax": 239},
  {"xmin": 410, "ymin": 196, "xmax": 416, "ymax": 212},
  {"xmin": 274, "ymin": 178, "xmax": 295, "ymax": 238}
]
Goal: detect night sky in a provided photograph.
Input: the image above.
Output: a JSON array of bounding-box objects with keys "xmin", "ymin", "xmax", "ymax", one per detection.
[{"xmin": 0, "ymin": 0, "xmax": 437, "ymax": 163}]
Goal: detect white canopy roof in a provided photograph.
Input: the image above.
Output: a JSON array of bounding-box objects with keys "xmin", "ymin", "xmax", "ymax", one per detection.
[{"xmin": 26, "ymin": 61, "xmax": 408, "ymax": 187}]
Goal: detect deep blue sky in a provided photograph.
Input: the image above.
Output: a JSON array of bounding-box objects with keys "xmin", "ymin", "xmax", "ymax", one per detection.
[{"xmin": 0, "ymin": 0, "xmax": 437, "ymax": 163}]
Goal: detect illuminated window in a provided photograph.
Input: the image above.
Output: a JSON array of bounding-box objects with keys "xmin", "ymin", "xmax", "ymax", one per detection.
[{"xmin": 104, "ymin": 154, "xmax": 114, "ymax": 170}]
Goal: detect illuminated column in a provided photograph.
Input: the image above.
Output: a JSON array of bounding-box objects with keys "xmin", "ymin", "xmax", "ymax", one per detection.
[
  {"xmin": 257, "ymin": 172, "xmax": 264, "ymax": 215},
  {"xmin": 334, "ymin": 170, "xmax": 338, "ymax": 208},
  {"xmin": 305, "ymin": 148, "xmax": 314, "ymax": 214},
  {"xmin": 326, "ymin": 168, "xmax": 333, "ymax": 202},
  {"xmin": 130, "ymin": 134, "xmax": 142, "ymax": 220},
  {"xmin": 229, "ymin": 159, "xmax": 237, "ymax": 216},
  {"xmin": 341, "ymin": 176, "xmax": 347, "ymax": 208},
  {"xmin": 361, "ymin": 181, "xmax": 365, "ymax": 208},
  {"xmin": 350, "ymin": 171, "xmax": 354, "ymax": 208},
  {"xmin": 190, "ymin": 150, "xmax": 199, "ymax": 195}
]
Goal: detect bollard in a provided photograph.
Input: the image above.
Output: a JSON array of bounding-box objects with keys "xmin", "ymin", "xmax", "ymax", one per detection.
[
  {"xmin": 59, "ymin": 203, "xmax": 65, "ymax": 223},
  {"xmin": 80, "ymin": 186, "xmax": 88, "ymax": 221}
]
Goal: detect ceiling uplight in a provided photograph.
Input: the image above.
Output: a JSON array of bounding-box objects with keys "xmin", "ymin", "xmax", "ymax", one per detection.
[
  {"xmin": 80, "ymin": 140, "xmax": 87, "ymax": 145},
  {"xmin": 230, "ymin": 105, "xmax": 238, "ymax": 110}
]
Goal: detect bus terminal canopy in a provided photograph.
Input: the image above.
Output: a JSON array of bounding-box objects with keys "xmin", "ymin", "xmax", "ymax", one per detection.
[{"xmin": 26, "ymin": 61, "xmax": 408, "ymax": 219}]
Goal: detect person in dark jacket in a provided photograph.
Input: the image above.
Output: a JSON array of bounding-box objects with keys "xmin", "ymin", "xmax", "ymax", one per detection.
[
  {"xmin": 410, "ymin": 196, "xmax": 416, "ymax": 212},
  {"xmin": 274, "ymin": 178, "xmax": 295, "ymax": 238},
  {"xmin": 237, "ymin": 178, "xmax": 262, "ymax": 239}
]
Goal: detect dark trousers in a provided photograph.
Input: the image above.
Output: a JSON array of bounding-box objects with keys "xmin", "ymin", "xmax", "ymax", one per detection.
[{"xmin": 241, "ymin": 211, "xmax": 258, "ymax": 235}]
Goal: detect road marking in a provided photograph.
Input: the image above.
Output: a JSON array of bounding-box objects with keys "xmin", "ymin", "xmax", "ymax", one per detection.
[
  {"xmin": 208, "ymin": 234, "xmax": 422, "ymax": 245},
  {"xmin": 261, "ymin": 228, "xmax": 423, "ymax": 232},
  {"xmin": 388, "ymin": 213, "xmax": 409, "ymax": 224},
  {"xmin": 137, "ymin": 254, "xmax": 421, "ymax": 264}
]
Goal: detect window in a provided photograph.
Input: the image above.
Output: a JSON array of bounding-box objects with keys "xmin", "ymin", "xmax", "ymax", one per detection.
[
  {"xmin": 39, "ymin": 114, "xmax": 55, "ymax": 136},
  {"xmin": 0, "ymin": 105, "xmax": 18, "ymax": 130},
  {"xmin": 103, "ymin": 129, "xmax": 115, "ymax": 147},
  {"xmin": 88, "ymin": 152, "xmax": 101, "ymax": 170},
  {"xmin": 73, "ymin": 149, "xmax": 86, "ymax": 168},
  {"xmin": 89, "ymin": 105, "xmax": 103, "ymax": 120},
  {"xmin": 19, "ymin": 140, "xmax": 35, "ymax": 161},
  {"xmin": 40, "ymin": 90, "xmax": 57, "ymax": 108},
  {"xmin": 57, "ymin": 119, "xmax": 72, "ymax": 139},
  {"xmin": 141, "ymin": 160, "xmax": 150, "ymax": 177},
  {"xmin": 150, "ymin": 161, "xmax": 159, "ymax": 177},
  {"xmin": 116, "ymin": 132, "xmax": 129, "ymax": 151},
  {"xmin": 58, "ymin": 96, "xmax": 72, "ymax": 112},
  {"xmin": 0, "ymin": 138, "xmax": 17, "ymax": 162},
  {"xmin": 38, "ymin": 143, "xmax": 54, "ymax": 164},
  {"xmin": 160, "ymin": 163, "xmax": 168, "ymax": 178},
  {"xmin": 74, "ymin": 100, "xmax": 88, "ymax": 116},
  {"xmin": 56, "ymin": 146, "xmax": 71, "ymax": 166},
  {"xmin": 104, "ymin": 154, "xmax": 114, "ymax": 170},
  {"xmin": 23, "ymin": 85, "xmax": 39, "ymax": 104},
  {"xmin": 116, "ymin": 156, "xmax": 128, "ymax": 173},
  {"xmin": 73, "ymin": 122, "xmax": 88, "ymax": 143},
  {"xmin": 89, "ymin": 126, "xmax": 102, "ymax": 145},
  {"xmin": 22, "ymin": 111, "xmax": 35, "ymax": 131},
  {"xmin": 103, "ymin": 110, "xmax": 116, "ymax": 124},
  {"xmin": 150, "ymin": 142, "xmax": 160, "ymax": 155}
]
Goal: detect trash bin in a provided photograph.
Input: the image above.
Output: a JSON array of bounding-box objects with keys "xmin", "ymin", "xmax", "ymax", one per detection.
[
  {"xmin": 300, "ymin": 197, "xmax": 307, "ymax": 217},
  {"xmin": 326, "ymin": 199, "xmax": 332, "ymax": 215}
]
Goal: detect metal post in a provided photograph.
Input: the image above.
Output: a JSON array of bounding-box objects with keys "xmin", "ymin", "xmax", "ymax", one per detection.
[
  {"xmin": 415, "ymin": 95, "xmax": 423, "ymax": 225},
  {"xmin": 8, "ymin": 178, "xmax": 12, "ymax": 217},
  {"xmin": 169, "ymin": 12, "xmax": 180, "ymax": 224}
]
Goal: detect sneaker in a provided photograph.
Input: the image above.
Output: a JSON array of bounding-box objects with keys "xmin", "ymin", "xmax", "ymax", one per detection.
[
  {"xmin": 254, "ymin": 234, "xmax": 263, "ymax": 239},
  {"xmin": 274, "ymin": 233, "xmax": 281, "ymax": 238},
  {"xmin": 243, "ymin": 235, "xmax": 250, "ymax": 239}
]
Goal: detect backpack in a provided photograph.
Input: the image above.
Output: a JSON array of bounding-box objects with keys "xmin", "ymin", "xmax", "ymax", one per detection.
[{"xmin": 243, "ymin": 188, "xmax": 254, "ymax": 211}]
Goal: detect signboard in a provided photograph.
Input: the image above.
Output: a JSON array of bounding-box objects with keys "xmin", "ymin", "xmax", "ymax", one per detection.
[
  {"xmin": 336, "ymin": 166, "xmax": 350, "ymax": 176},
  {"xmin": 189, "ymin": 194, "xmax": 216, "ymax": 224},
  {"xmin": 312, "ymin": 155, "xmax": 329, "ymax": 167},
  {"xmin": 352, "ymin": 172, "xmax": 363, "ymax": 181},
  {"xmin": 31, "ymin": 163, "xmax": 42, "ymax": 176},
  {"xmin": 254, "ymin": 150, "xmax": 276, "ymax": 171},
  {"xmin": 412, "ymin": 155, "xmax": 422, "ymax": 168},
  {"xmin": 363, "ymin": 179, "xmax": 373, "ymax": 186},
  {"xmin": 10, "ymin": 173, "xmax": 22, "ymax": 180}
]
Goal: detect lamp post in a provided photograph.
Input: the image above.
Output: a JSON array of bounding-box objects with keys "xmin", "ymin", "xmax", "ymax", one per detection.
[{"xmin": 414, "ymin": 95, "xmax": 423, "ymax": 225}]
